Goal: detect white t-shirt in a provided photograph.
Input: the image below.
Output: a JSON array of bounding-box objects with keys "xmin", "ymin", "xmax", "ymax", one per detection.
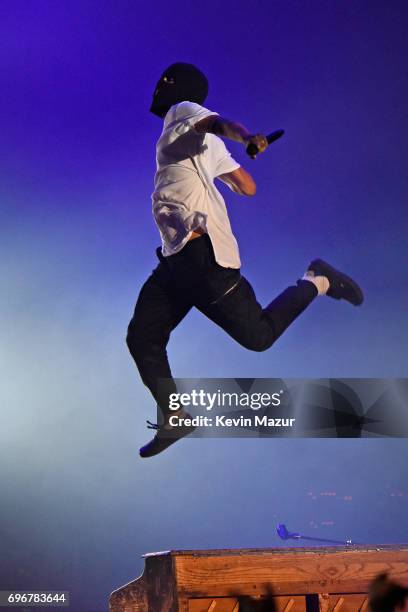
[{"xmin": 152, "ymin": 101, "xmax": 241, "ymax": 268}]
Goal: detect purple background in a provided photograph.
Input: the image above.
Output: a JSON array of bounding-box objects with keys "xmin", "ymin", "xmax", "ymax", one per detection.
[{"xmin": 1, "ymin": 1, "xmax": 408, "ymax": 610}]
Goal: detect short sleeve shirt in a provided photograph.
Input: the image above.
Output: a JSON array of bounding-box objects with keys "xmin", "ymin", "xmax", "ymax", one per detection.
[{"xmin": 152, "ymin": 101, "xmax": 241, "ymax": 268}]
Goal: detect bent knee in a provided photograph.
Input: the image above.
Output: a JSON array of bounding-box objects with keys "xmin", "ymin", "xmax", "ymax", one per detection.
[
  {"xmin": 248, "ymin": 343, "xmax": 272, "ymax": 353},
  {"xmin": 241, "ymin": 336, "xmax": 274, "ymax": 353},
  {"xmin": 126, "ymin": 322, "xmax": 165, "ymax": 363},
  {"xmin": 125, "ymin": 321, "xmax": 135, "ymax": 348},
  {"xmin": 126, "ymin": 321, "xmax": 145, "ymax": 357}
]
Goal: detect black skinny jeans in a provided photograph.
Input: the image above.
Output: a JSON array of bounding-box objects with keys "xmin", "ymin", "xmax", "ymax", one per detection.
[{"xmin": 126, "ymin": 234, "xmax": 317, "ymax": 415}]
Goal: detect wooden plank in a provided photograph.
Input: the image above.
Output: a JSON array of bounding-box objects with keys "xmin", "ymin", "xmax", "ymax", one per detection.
[
  {"xmin": 188, "ymin": 596, "xmax": 306, "ymax": 611},
  {"xmin": 318, "ymin": 594, "xmax": 369, "ymax": 611},
  {"xmin": 144, "ymin": 545, "xmax": 408, "ymax": 558},
  {"xmin": 188, "ymin": 599, "xmax": 239, "ymax": 612},
  {"xmin": 173, "ymin": 548, "xmax": 408, "ymax": 597},
  {"xmin": 145, "ymin": 554, "xmax": 178, "ymax": 611},
  {"xmin": 109, "ymin": 546, "xmax": 408, "ymax": 611}
]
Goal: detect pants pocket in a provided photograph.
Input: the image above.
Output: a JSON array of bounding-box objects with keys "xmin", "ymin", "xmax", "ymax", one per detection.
[{"xmin": 209, "ymin": 274, "xmax": 242, "ymax": 304}]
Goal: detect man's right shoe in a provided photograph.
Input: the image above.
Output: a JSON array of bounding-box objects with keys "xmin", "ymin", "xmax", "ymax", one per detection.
[
  {"xmin": 139, "ymin": 411, "xmax": 196, "ymax": 458},
  {"xmin": 307, "ymin": 259, "xmax": 364, "ymax": 306}
]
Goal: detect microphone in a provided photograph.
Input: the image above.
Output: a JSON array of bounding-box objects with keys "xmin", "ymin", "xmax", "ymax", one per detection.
[
  {"xmin": 276, "ymin": 523, "xmax": 300, "ymax": 540},
  {"xmin": 246, "ymin": 129, "xmax": 285, "ymax": 158},
  {"xmin": 276, "ymin": 523, "xmax": 357, "ymax": 546}
]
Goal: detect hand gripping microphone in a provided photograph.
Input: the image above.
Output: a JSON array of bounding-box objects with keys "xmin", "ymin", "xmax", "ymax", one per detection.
[{"xmin": 246, "ymin": 129, "xmax": 285, "ymax": 158}]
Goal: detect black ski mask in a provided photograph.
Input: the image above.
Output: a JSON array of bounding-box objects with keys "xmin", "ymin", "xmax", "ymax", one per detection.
[{"xmin": 150, "ymin": 62, "xmax": 209, "ymax": 118}]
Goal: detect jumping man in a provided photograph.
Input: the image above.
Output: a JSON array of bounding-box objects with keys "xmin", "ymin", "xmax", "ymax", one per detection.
[{"xmin": 126, "ymin": 62, "xmax": 364, "ymax": 458}]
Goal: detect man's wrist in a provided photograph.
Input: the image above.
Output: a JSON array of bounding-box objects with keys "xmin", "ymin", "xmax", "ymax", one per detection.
[{"xmin": 239, "ymin": 131, "xmax": 251, "ymax": 144}]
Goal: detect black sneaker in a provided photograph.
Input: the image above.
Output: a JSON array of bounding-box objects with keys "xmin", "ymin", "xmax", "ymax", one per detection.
[
  {"xmin": 139, "ymin": 412, "xmax": 196, "ymax": 458},
  {"xmin": 308, "ymin": 259, "xmax": 364, "ymax": 306}
]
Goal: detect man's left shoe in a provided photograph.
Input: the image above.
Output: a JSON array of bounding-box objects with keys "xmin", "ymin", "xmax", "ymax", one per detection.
[
  {"xmin": 307, "ymin": 259, "xmax": 364, "ymax": 306},
  {"xmin": 139, "ymin": 411, "xmax": 196, "ymax": 458}
]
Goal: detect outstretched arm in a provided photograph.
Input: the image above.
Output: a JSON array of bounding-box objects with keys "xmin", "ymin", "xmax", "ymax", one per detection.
[{"xmin": 194, "ymin": 115, "xmax": 268, "ymax": 159}]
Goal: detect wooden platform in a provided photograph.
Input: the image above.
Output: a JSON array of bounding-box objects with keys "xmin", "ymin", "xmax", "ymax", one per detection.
[{"xmin": 109, "ymin": 545, "xmax": 408, "ymax": 611}]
